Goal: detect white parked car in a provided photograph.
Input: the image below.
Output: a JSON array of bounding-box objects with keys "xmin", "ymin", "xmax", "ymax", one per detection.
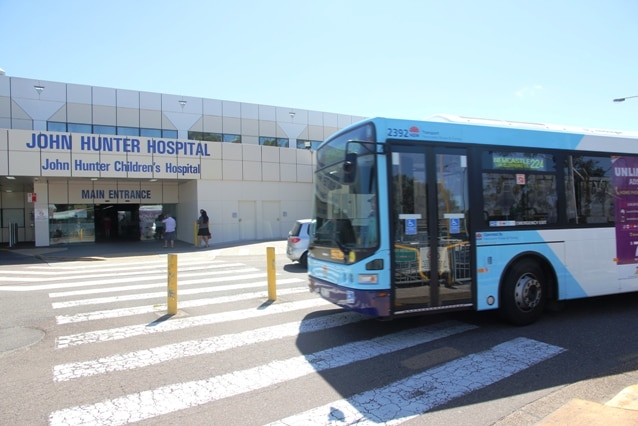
[{"xmin": 286, "ymin": 219, "xmax": 312, "ymax": 268}]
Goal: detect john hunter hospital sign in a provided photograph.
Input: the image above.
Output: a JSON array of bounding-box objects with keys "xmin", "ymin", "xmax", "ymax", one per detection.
[{"xmin": 25, "ymin": 132, "xmax": 209, "ymax": 176}]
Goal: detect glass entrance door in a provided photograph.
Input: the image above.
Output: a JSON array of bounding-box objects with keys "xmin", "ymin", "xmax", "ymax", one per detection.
[{"xmin": 391, "ymin": 145, "xmax": 473, "ymax": 314}]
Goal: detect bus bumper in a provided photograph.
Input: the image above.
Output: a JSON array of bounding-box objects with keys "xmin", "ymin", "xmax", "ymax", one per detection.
[{"xmin": 309, "ymin": 276, "xmax": 391, "ymax": 317}]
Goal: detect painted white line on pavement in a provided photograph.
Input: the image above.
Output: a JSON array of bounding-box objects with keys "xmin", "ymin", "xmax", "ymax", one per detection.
[
  {"xmin": 1, "ymin": 266, "xmax": 257, "ymax": 290},
  {"xmin": 0, "ymin": 260, "xmax": 235, "ymax": 283},
  {"xmin": 54, "ymin": 310, "xmax": 367, "ymax": 381},
  {"xmin": 1, "ymin": 259, "xmax": 233, "ymax": 276},
  {"xmin": 48, "ymin": 267, "xmax": 259, "ymax": 297},
  {"xmin": 55, "ymin": 281, "xmax": 306, "ymax": 324},
  {"xmin": 51, "ymin": 272, "xmax": 270, "ymax": 308},
  {"xmin": 265, "ymin": 337, "xmax": 565, "ymax": 426},
  {"xmin": 26, "ymin": 256, "xmax": 222, "ymax": 269},
  {"xmin": 49, "ymin": 321, "xmax": 477, "ymax": 425},
  {"xmin": 55, "ymin": 297, "xmax": 331, "ymax": 348}
]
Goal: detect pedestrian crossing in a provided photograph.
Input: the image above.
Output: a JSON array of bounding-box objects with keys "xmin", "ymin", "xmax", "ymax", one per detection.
[{"xmin": 0, "ymin": 254, "xmax": 566, "ymax": 425}]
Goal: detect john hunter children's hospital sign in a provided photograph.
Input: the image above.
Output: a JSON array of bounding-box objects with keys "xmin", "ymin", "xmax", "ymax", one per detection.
[{"xmin": 2, "ymin": 130, "xmax": 212, "ymax": 179}]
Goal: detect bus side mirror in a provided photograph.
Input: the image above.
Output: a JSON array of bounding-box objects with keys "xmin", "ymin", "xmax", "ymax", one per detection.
[{"xmin": 343, "ymin": 153, "xmax": 358, "ymax": 183}]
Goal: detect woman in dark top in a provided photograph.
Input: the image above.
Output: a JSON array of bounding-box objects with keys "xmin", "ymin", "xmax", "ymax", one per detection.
[{"xmin": 197, "ymin": 209, "xmax": 211, "ymax": 247}]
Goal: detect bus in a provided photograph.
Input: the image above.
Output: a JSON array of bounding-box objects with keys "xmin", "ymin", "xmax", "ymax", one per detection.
[{"xmin": 307, "ymin": 115, "xmax": 638, "ymax": 325}]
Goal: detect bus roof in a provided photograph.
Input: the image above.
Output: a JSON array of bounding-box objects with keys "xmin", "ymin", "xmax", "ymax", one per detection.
[
  {"xmin": 326, "ymin": 115, "xmax": 638, "ymax": 154},
  {"xmin": 427, "ymin": 114, "xmax": 638, "ymax": 137}
]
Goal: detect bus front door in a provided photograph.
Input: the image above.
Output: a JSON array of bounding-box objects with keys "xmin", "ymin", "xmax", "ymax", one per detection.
[{"xmin": 390, "ymin": 146, "xmax": 473, "ymax": 314}]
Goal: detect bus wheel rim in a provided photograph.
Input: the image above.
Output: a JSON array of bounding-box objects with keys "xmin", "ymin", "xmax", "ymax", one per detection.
[{"xmin": 514, "ymin": 275, "xmax": 541, "ymax": 311}]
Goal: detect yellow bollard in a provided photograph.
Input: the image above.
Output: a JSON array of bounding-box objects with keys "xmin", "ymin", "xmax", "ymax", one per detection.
[
  {"xmin": 267, "ymin": 246, "xmax": 276, "ymax": 301},
  {"xmin": 193, "ymin": 220, "xmax": 198, "ymax": 246},
  {"xmin": 167, "ymin": 253, "xmax": 178, "ymax": 314}
]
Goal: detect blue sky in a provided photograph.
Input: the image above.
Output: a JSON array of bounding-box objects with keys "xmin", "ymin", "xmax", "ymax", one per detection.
[{"xmin": 1, "ymin": 0, "xmax": 637, "ymax": 131}]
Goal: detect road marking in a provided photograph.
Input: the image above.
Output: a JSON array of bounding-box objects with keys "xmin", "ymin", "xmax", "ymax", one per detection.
[
  {"xmin": 55, "ymin": 281, "xmax": 306, "ymax": 324},
  {"xmin": 49, "ymin": 321, "xmax": 477, "ymax": 425},
  {"xmin": 34, "ymin": 257, "xmax": 225, "ymax": 268},
  {"xmin": 55, "ymin": 298, "xmax": 331, "ymax": 348},
  {"xmin": 48, "ymin": 267, "xmax": 260, "ymax": 298},
  {"xmin": 0, "ymin": 259, "xmax": 236, "ymax": 276},
  {"xmin": 53, "ymin": 310, "xmax": 368, "ymax": 381},
  {"xmin": 1, "ymin": 268, "xmax": 262, "ymax": 291},
  {"xmin": 265, "ymin": 337, "xmax": 565, "ymax": 425},
  {"xmin": 49, "ymin": 273, "xmax": 294, "ymax": 308}
]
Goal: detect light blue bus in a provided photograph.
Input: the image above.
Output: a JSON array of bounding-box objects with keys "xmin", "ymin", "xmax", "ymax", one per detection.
[{"xmin": 308, "ymin": 115, "xmax": 638, "ymax": 325}]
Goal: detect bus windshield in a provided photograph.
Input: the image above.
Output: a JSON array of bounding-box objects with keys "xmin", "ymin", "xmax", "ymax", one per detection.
[{"xmin": 311, "ymin": 123, "xmax": 378, "ymax": 255}]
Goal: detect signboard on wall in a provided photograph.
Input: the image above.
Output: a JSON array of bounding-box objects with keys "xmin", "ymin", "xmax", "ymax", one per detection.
[{"xmin": 5, "ymin": 129, "xmax": 213, "ymax": 180}]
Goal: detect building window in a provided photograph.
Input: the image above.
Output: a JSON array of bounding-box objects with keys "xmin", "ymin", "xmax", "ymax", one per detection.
[
  {"xmin": 141, "ymin": 128, "xmax": 162, "ymax": 137},
  {"xmin": 94, "ymin": 125, "xmax": 116, "ymax": 135},
  {"xmin": 260, "ymin": 137, "xmax": 289, "ymax": 147},
  {"xmin": 260, "ymin": 137, "xmax": 277, "ymax": 147},
  {"xmin": 47, "ymin": 122, "xmax": 67, "ymax": 132},
  {"xmin": 188, "ymin": 131, "xmax": 222, "ymax": 142},
  {"xmin": 297, "ymin": 139, "xmax": 321, "ymax": 150},
  {"xmin": 68, "ymin": 123, "xmax": 92, "ymax": 133},
  {"xmin": 277, "ymin": 138, "xmax": 289, "ymax": 148},
  {"xmin": 223, "ymin": 134, "xmax": 241, "ymax": 143},
  {"xmin": 163, "ymin": 130, "xmax": 178, "ymax": 139},
  {"xmin": 117, "ymin": 127, "xmax": 140, "ymax": 136}
]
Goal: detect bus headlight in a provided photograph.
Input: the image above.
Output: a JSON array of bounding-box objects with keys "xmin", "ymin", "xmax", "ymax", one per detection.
[{"xmin": 359, "ymin": 274, "xmax": 378, "ymax": 284}]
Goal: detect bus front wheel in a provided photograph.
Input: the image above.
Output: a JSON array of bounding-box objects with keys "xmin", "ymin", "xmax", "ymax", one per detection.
[{"xmin": 500, "ymin": 259, "xmax": 546, "ymax": 326}]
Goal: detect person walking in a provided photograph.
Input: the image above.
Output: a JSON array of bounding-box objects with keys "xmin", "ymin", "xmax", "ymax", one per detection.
[
  {"xmin": 197, "ymin": 209, "xmax": 211, "ymax": 247},
  {"xmin": 103, "ymin": 216, "xmax": 111, "ymax": 239},
  {"xmin": 154, "ymin": 214, "xmax": 164, "ymax": 240},
  {"xmin": 162, "ymin": 213, "xmax": 176, "ymax": 248}
]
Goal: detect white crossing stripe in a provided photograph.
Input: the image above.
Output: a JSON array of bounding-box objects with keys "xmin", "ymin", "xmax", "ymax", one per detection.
[
  {"xmin": 55, "ymin": 281, "xmax": 306, "ymax": 324},
  {"xmin": 1, "ymin": 268, "xmax": 262, "ymax": 291},
  {"xmin": 48, "ymin": 266, "xmax": 259, "ymax": 297},
  {"xmin": 56, "ymin": 298, "xmax": 331, "ymax": 348},
  {"xmin": 53, "ymin": 310, "xmax": 368, "ymax": 381},
  {"xmin": 48, "ymin": 321, "xmax": 477, "ymax": 425},
  {"xmin": 50, "ymin": 273, "xmax": 269, "ymax": 308},
  {"xmin": 0, "ymin": 259, "xmax": 237, "ymax": 282},
  {"xmin": 266, "ymin": 337, "xmax": 565, "ymax": 425},
  {"xmin": 20, "ymin": 258, "xmax": 232, "ymax": 273}
]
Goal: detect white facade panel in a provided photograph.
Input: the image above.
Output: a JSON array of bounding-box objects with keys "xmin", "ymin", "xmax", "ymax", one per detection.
[
  {"xmin": 262, "ymin": 162, "xmax": 280, "ymax": 181},
  {"xmin": 48, "ymin": 181, "xmax": 69, "ymax": 203},
  {"xmin": 241, "ymin": 102, "xmax": 259, "ymax": 119},
  {"xmin": 92, "ymin": 86, "xmax": 116, "ymax": 106},
  {"xmin": 222, "ymin": 100, "xmax": 241, "ymax": 118},
  {"xmin": 243, "ymin": 161, "xmax": 262, "ymax": 181},
  {"xmin": 223, "ymin": 160, "xmax": 243, "ymax": 180},
  {"xmin": 67, "ymin": 84, "xmax": 91, "ymax": 103},
  {"xmin": 9, "ymin": 150, "xmax": 41, "ymax": 176},
  {"xmin": 280, "ymin": 163, "xmax": 296, "ymax": 182},
  {"xmin": 222, "ymin": 116, "xmax": 241, "ymax": 134}
]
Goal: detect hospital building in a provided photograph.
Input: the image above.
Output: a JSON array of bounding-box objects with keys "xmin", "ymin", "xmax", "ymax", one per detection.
[{"xmin": 0, "ymin": 70, "xmax": 364, "ymax": 246}]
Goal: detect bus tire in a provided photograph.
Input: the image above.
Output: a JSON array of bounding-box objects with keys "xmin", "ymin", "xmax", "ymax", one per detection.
[
  {"xmin": 299, "ymin": 252, "xmax": 308, "ymax": 268},
  {"xmin": 500, "ymin": 259, "xmax": 546, "ymax": 326}
]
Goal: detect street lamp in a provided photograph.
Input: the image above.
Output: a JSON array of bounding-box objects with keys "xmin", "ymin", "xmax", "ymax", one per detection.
[{"xmin": 613, "ymin": 95, "xmax": 638, "ymax": 102}]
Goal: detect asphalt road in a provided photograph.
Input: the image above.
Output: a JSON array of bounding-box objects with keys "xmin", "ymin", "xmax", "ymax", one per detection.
[{"xmin": 1, "ymin": 240, "xmax": 638, "ymax": 425}]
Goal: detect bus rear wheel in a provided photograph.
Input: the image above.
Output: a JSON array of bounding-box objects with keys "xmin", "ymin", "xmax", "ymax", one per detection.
[{"xmin": 500, "ymin": 259, "xmax": 546, "ymax": 326}]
